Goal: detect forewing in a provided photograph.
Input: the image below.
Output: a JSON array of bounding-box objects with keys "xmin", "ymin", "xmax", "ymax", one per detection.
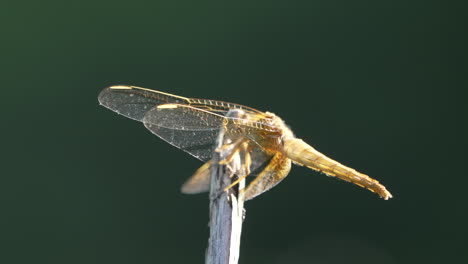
[
  {"xmin": 98, "ymin": 85, "xmax": 265, "ymax": 122},
  {"xmin": 98, "ymin": 85, "xmax": 190, "ymax": 121}
]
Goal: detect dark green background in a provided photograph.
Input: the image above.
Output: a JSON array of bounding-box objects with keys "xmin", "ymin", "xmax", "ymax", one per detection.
[{"xmin": 2, "ymin": 0, "xmax": 467, "ymax": 263}]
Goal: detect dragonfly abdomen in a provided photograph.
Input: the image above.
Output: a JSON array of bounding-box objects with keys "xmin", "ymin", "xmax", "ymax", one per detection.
[{"xmin": 283, "ymin": 138, "xmax": 393, "ymax": 200}]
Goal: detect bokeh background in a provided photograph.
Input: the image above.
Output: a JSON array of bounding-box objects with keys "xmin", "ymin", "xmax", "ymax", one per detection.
[{"xmin": 2, "ymin": 1, "xmax": 467, "ymax": 263}]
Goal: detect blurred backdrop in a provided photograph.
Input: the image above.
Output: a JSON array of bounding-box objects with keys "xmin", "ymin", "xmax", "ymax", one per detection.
[{"xmin": 1, "ymin": 1, "xmax": 467, "ymax": 263}]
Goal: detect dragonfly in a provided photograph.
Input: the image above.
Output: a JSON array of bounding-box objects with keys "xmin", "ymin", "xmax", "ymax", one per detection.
[{"xmin": 98, "ymin": 85, "xmax": 393, "ymax": 200}]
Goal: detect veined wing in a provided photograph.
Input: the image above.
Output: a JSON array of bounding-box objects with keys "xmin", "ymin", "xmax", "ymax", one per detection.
[
  {"xmin": 142, "ymin": 104, "xmax": 224, "ymax": 161},
  {"xmin": 98, "ymin": 85, "xmax": 264, "ymax": 122},
  {"xmin": 142, "ymin": 104, "xmax": 277, "ymax": 163},
  {"xmin": 98, "ymin": 85, "xmax": 190, "ymax": 121}
]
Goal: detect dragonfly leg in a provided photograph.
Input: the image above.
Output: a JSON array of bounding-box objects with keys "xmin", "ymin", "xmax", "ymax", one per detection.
[
  {"xmin": 243, "ymin": 142, "xmax": 252, "ymax": 177},
  {"xmin": 223, "ymin": 174, "xmax": 249, "ymax": 192},
  {"xmin": 223, "ymin": 142, "xmax": 252, "ymax": 192},
  {"xmin": 217, "ymin": 138, "xmax": 245, "ymax": 165}
]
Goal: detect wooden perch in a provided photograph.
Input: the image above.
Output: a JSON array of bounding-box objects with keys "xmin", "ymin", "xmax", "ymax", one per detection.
[{"xmin": 205, "ymin": 129, "xmax": 246, "ymax": 264}]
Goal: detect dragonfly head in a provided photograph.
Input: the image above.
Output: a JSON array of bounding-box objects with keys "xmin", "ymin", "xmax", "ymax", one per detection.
[{"xmin": 265, "ymin": 112, "xmax": 295, "ymax": 141}]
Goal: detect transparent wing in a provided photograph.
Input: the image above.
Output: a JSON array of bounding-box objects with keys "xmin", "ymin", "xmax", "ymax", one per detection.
[
  {"xmin": 143, "ymin": 104, "xmax": 276, "ymax": 167},
  {"xmin": 98, "ymin": 85, "xmax": 264, "ymax": 122},
  {"xmin": 99, "ymin": 85, "xmax": 278, "ymax": 164},
  {"xmin": 98, "ymin": 85, "xmax": 191, "ymax": 121},
  {"xmin": 142, "ymin": 104, "xmax": 226, "ymax": 162}
]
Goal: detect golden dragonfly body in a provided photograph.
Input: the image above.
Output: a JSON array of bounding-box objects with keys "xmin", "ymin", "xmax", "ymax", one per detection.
[{"xmin": 98, "ymin": 85, "xmax": 392, "ymax": 200}]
